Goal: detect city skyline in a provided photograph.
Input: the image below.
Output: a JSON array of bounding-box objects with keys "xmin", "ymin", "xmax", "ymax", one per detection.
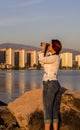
[
  {"xmin": 0, "ymin": 0, "xmax": 80, "ymax": 51},
  {"xmin": 0, "ymin": 47, "xmax": 80, "ymax": 69}
]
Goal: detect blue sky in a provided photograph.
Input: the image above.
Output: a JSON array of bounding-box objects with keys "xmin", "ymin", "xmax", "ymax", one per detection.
[{"xmin": 0, "ymin": 0, "xmax": 80, "ymax": 50}]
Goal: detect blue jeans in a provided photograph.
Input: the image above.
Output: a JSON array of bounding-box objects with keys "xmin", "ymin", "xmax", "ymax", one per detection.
[{"xmin": 43, "ymin": 80, "xmax": 60, "ymax": 123}]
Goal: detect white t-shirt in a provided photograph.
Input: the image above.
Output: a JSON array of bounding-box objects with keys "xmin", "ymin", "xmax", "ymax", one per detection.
[{"xmin": 39, "ymin": 52, "xmax": 60, "ymax": 81}]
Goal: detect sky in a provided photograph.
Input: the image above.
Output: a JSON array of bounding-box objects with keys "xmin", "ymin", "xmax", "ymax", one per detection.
[{"xmin": 0, "ymin": 0, "xmax": 80, "ymax": 50}]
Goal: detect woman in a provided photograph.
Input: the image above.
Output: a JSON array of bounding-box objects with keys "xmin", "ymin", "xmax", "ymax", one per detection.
[{"xmin": 39, "ymin": 39, "xmax": 62, "ymax": 130}]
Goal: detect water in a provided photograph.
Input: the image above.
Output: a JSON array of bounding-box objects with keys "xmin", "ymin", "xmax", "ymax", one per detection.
[{"xmin": 0, "ymin": 70, "xmax": 80, "ymax": 103}]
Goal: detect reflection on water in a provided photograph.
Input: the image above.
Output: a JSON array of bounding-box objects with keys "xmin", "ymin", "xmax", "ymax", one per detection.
[
  {"xmin": 0, "ymin": 70, "xmax": 80, "ymax": 103},
  {"xmin": 18, "ymin": 72, "xmax": 26, "ymax": 94},
  {"xmin": 6, "ymin": 72, "xmax": 13, "ymax": 99}
]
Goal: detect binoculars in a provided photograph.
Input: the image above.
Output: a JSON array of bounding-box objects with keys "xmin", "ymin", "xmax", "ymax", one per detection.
[{"xmin": 40, "ymin": 42, "xmax": 49, "ymax": 56}]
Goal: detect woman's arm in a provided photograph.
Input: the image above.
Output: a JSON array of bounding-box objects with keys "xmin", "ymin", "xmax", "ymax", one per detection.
[{"xmin": 39, "ymin": 53, "xmax": 57, "ymax": 64}]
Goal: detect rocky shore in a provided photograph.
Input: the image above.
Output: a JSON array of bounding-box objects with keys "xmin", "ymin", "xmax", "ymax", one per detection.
[
  {"xmin": 0, "ymin": 87, "xmax": 80, "ymax": 130},
  {"xmin": 0, "ymin": 102, "xmax": 19, "ymax": 130}
]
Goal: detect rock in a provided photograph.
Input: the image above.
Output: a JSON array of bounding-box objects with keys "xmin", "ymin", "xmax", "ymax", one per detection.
[
  {"xmin": 0, "ymin": 101, "xmax": 7, "ymax": 106},
  {"xmin": 60, "ymin": 90, "xmax": 80, "ymax": 130},
  {"xmin": 8, "ymin": 88, "xmax": 80, "ymax": 130},
  {"xmin": 8, "ymin": 88, "xmax": 43, "ymax": 130},
  {"xmin": 0, "ymin": 105, "xmax": 26, "ymax": 130}
]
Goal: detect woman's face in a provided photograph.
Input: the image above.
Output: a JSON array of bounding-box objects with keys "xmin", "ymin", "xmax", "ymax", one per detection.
[
  {"xmin": 48, "ymin": 42, "xmax": 56, "ymax": 54},
  {"xmin": 48, "ymin": 43, "xmax": 53, "ymax": 52}
]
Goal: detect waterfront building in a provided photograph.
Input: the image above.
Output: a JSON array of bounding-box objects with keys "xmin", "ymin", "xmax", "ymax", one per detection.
[
  {"xmin": 60, "ymin": 52, "xmax": 73, "ymax": 68},
  {"xmin": 25, "ymin": 50, "xmax": 38, "ymax": 68},
  {"xmin": 31, "ymin": 51, "xmax": 38, "ymax": 67},
  {"xmin": 26, "ymin": 51, "xmax": 31, "ymax": 67},
  {"xmin": 75, "ymin": 55, "xmax": 80, "ymax": 67},
  {"xmin": 14, "ymin": 51, "xmax": 19, "ymax": 67},
  {"xmin": 6, "ymin": 48, "xmax": 14, "ymax": 68},
  {"xmin": 19, "ymin": 49, "xmax": 26, "ymax": 68},
  {"xmin": 0, "ymin": 50, "xmax": 6, "ymax": 64}
]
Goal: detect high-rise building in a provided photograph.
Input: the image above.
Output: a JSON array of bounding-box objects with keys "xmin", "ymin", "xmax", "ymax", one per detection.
[
  {"xmin": 31, "ymin": 51, "xmax": 38, "ymax": 67},
  {"xmin": 60, "ymin": 52, "xmax": 72, "ymax": 67},
  {"xmin": 19, "ymin": 49, "xmax": 26, "ymax": 68},
  {"xmin": 25, "ymin": 50, "xmax": 38, "ymax": 68},
  {"xmin": 14, "ymin": 51, "xmax": 19, "ymax": 67},
  {"xmin": 75, "ymin": 55, "xmax": 80, "ymax": 67},
  {"xmin": 26, "ymin": 51, "xmax": 31, "ymax": 67},
  {"xmin": 0, "ymin": 50, "xmax": 6, "ymax": 64},
  {"xmin": 6, "ymin": 48, "xmax": 14, "ymax": 67}
]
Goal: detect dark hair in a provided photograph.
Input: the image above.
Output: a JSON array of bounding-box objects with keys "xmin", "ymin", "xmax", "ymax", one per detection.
[{"xmin": 51, "ymin": 39, "xmax": 62, "ymax": 54}]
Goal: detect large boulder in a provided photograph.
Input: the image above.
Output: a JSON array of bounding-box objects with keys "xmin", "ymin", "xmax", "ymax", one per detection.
[
  {"xmin": 8, "ymin": 88, "xmax": 80, "ymax": 130},
  {"xmin": 8, "ymin": 88, "xmax": 43, "ymax": 130}
]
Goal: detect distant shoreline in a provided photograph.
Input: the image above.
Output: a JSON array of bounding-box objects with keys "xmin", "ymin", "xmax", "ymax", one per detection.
[{"xmin": 0, "ymin": 68, "xmax": 80, "ymax": 70}]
